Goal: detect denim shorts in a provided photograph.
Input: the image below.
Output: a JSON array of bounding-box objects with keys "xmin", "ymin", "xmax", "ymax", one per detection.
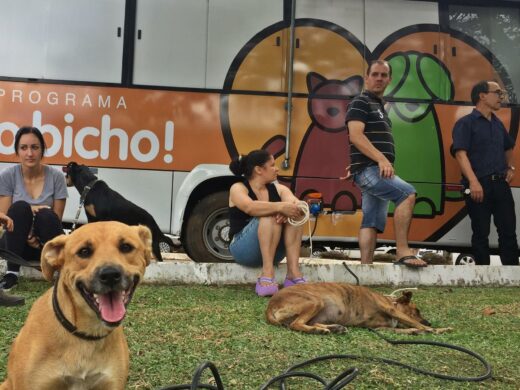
[
  {"xmin": 353, "ymin": 165, "xmax": 415, "ymax": 233},
  {"xmin": 229, "ymin": 217, "xmax": 286, "ymax": 267}
]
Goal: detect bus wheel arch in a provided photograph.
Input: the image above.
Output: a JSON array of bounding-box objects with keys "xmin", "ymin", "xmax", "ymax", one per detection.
[{"xmin": 182, "ymin": 178, "xmax": 237, "ymax": 263}]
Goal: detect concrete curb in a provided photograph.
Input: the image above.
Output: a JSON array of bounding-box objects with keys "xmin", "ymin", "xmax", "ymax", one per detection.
[
  {"xmin": 6, "ymin": 256, "xmax": 520, "ymax": 287},
  {"xmin": 141, "ymin": 260, "xmax": 520, "ymax": 286}
]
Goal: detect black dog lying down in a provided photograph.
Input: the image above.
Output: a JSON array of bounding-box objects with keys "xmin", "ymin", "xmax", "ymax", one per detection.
[{"xmin": 63, "ymin": 162, "xmax": 174, "ymax": 261}]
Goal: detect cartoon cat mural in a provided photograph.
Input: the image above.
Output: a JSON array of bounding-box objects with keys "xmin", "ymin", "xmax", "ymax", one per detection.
[{"xmin": 292, "ymin": 72, "xmax": 363, "ymax": 211}]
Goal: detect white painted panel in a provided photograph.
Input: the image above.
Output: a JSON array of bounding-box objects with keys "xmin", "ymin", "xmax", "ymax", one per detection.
[
  {"xmin": 0, "ymin": 0, "xmax": 48, "ymax": 78},
  {"xmin": 170, "ymin": 170, "xmax": 189, "ymax": 234},
  {"xmin": 133, "ymin": 0, "xmax": 208, "ymax": 88},
  {"xmin": 45, "ymin": 0, "xmax": 125, "ymax": 83},
  {"xmin": 63, "ymin": 168, "xmax": 174, "ymax": 232},
  {"xmin": 365, "ymin": 0, "xmax": 438, "ymax": 52},
  {"xmin": 206, "ymin": 0, "xmax": 283, "ymax": 89},
  {"xmin": 295, "ymin": 0, "xmax": 364, "ymax": 43}
]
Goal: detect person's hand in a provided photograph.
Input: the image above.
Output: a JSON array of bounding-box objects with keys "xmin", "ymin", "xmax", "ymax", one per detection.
[
  {"xmin": 469, "ymin": 180, "xmax": 484, "ymax": 203},
  {"xmin": 340, "ymin": 165, "xmax": 351, "ymax": 180},
  {"xmin": 26, "ymin": 234, "xmax": 41, "ymax": 249},
  {"xmin": 279, "ymin": 202, "xmax": 303, "ymax": 219},
  {"xmin": 506, "ymin": 167, "xmax": 515, "ymax": 184},
  {"xmin": 0, "ymin": 213, "xmax": 13, "ymax": 232},
  {"xmin": 378, "ymin": 160, "xmax": 394, "ymax": 178},
  {"xmin": 30, "ymin": 205, "xmax": 51, "ymax": 215},
  {"xmin": 274, "ymin": 213, "xmax": 287, "ymax": 224}
]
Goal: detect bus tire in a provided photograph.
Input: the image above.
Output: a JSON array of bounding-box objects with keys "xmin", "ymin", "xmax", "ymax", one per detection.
[{"xmin": 184, "ymin": 191, "xmax": 233, "ymax": 263}]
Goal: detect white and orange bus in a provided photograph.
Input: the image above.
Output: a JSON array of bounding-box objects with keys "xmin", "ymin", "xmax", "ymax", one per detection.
[{"xmin": 0, "ymin": 0, "xmax": 519, "ymax": 262}]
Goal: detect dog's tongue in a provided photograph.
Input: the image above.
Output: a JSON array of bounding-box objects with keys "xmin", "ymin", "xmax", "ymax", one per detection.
[{"xmin": 98, "ymin": 291, "xmax": 126, "ymax": 323}]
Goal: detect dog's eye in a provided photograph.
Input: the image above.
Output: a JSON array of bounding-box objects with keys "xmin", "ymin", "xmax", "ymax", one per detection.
[
  {"xmin": 119, "ymin": 243, "xmax": 134, "ymax": 253},
  {"xmin": 77, "ymin": 246, "xmax": 93, "ymax": 259}
]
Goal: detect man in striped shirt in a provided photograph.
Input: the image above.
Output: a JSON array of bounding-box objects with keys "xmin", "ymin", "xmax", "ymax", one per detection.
[{"xmin": 345, "ymin": 60, "xmax": 427, "ymax": 267}]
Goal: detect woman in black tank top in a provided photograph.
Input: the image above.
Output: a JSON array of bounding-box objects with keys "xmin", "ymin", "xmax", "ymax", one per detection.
[{"xmin": 228, "ymin": 150, "xmax": 307, "ymax": 297}]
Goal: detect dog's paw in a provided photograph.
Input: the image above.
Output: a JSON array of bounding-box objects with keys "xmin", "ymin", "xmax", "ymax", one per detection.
[{"xmin": 328, "ymin": 324, "xmax": 347, "ymax": 334}]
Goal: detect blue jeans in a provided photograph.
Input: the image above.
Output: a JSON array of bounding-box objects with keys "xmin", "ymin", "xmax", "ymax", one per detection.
[
  {"xmin": 229, "ymin": 217, "xmax": 286, "ymax": 267},
  {"xmin": 353, "ymin": 165, "xmax": 415, "ymax": 233}
]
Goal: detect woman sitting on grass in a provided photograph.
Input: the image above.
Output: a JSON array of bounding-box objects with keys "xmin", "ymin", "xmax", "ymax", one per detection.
[{"xmin": 228, "ymin": 149, "xmax": 307, "ymax": 297}]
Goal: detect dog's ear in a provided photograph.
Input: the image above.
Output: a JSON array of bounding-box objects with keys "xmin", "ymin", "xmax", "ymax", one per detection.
[
  {"xmin": 134, "ymin": 225, "xmax": 153, "ymax": 265},
  {"xmin": 41, "ymin": 234, "xmax": 68, "ymax": 281},
  {"xmin": 396, "ymin": 291, "xmax": 413, "ymax": 305}
]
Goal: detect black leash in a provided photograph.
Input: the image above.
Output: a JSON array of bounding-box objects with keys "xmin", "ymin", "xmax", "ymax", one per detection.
[
  {"xmin": 0, "ymin": 247, "xmax": 40, "ymax": 270},
  {"xmin": 71, "ymin": 178, "xmax": 98, "ymax": 232},
  {"xmin": 158, "ymin": 361, "xmax": 225, "ymax": 390},
  {"xmin": 158, "ymin": 330, "xmax": 492, "ymax": 389}
]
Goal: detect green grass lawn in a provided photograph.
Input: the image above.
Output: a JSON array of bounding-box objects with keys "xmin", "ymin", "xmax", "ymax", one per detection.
[{"xmin": 1, "ymin": 281, "xmax": 519, "ymax": 389}]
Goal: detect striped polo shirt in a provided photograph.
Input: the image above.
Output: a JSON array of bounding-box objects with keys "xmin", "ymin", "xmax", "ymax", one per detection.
[{"xmin": 345, "ymin": 90, "xmax": 395, "ymax": 174}]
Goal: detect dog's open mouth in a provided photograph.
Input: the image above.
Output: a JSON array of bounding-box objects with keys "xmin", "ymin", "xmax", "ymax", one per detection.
[{"xmin": 77, "ymin": 276, "xmax": 139, "ymax": 326}]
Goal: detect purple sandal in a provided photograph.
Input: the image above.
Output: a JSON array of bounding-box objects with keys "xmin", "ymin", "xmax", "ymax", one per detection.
[
  {"xmin": 255, "ymin": 277, "xmax": 279, "ymax": 297},
  {"xmin": 283, "ymin": 276, "xmax": 307, "ymax": 288}
]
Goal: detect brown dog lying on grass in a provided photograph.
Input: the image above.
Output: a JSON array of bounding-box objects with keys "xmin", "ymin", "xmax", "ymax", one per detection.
[
  {"xmin": 266, "ymin": 283, "xmax": 451, "ymax": 335},
  {"xmin": 0, "ymin": 221, "xmax": 152, "ymax": 390}
]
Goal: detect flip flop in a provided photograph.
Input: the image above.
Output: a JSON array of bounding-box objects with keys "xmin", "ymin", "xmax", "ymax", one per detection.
[
  {"xmin": 255, "ymin": 277, "xmax": 279, "ymax": 297},
  {"xmin": 394, "ymin": 255, "xmax": 428, "ymax": 268},
  {"xmin": 283, "ymin": 276, "xmax": 307, "ymax": 288}
]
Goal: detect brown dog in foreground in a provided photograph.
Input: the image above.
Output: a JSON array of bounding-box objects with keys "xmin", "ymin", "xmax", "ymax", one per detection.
[
  {"xmin": 266, "ymin": 283, "xmax": 451, "ymax": 335},
  {"xmin": 0, "ymin": 221, "xmax": 152, "ymax": 390}
]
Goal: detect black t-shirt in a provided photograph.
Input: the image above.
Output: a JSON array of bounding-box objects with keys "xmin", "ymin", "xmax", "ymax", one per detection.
[
  {"xmin": 345, "ymin": 91, "xmax": 395, "ymax": 174},
  {"xmin": 228, "ymin": 181, "xmax": 281, "ymax": 240}
]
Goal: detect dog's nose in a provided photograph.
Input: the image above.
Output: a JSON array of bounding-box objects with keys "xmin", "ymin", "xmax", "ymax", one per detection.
[
  {"xmin": 421, "ymin": 319, "xmax": 431, "ymax": 326},
  {"xmin": 97, "ymin": 266, "xmax": 123, "ymax": 288}
]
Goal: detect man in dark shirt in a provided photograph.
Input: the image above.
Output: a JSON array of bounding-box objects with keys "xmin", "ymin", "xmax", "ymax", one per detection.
[
  {"xmin": 452, "ymin": 80, "xmax": 519, "ymax": 265},
  {"xmin": 345, "ymin": 60, "xmax": 426, "ymax": 267}
]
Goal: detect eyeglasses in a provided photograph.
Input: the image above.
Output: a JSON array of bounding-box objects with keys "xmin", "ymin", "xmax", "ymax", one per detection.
[{"xmin": 487, "ymin": 90, "xmax": 505, "ymax": 98}]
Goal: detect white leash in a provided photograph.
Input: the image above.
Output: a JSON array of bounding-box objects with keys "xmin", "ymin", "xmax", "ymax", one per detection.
[
  {"xmin": 288, "ymin": 201, "xmax": 315, "ymax": 257},
  {"xmin": 385, "ymin": 287, "xmax": 418, "ymax": 298}
]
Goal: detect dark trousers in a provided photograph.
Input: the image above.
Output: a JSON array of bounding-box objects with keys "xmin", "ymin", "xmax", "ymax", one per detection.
[
  {"xmin": 4, "ymin": 201, "xmax": 64, "ymax": 272},
  {"xmin": 465, "ymin": 178, "xmax": 519, "ymax": 265}
]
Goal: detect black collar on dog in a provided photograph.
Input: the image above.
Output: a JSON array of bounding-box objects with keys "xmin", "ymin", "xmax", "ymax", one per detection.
[{"xmin": 52, "ymin": 274, "xmax": 111, "ymax": 341}]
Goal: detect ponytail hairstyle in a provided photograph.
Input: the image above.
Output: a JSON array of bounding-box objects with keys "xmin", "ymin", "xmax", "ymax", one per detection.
[{"xmin": 229, "ymin": 149, "xmax": 271, "ymax": 179}]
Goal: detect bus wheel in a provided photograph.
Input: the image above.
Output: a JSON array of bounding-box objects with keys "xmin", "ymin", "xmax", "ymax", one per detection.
[
  {"xmin": 455, "ymin": 253, "xmax": 476, "ymax": 265},
  {"xmin": 184, "ymin": 191, "xmax": 233, "ymax": 263}
]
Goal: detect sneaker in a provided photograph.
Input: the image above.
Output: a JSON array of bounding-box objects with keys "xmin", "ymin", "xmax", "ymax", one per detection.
[
  {"xmin": 255, "ymin": 277, "xmax": 279, "ymax": 297},
  {"xmin": 0, "ymin": 273, "xmax": 18, "ymax": 291},
  {"xmin": 0, "ymin": 289, "xmax": 24, "ymax": 306}
]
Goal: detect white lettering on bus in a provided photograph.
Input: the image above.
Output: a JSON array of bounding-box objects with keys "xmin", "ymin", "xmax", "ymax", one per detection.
[
  {"xmin": 0, "ymin": 111, "xmax": 175, "ymax": 164},
  {"xmin": 29, "ymin": 91, "xmax": 41, "ymax": 104},
  {"xmin": 1, "ymin": 88, "xmax": 127, "ymax": 109},
  {"xmin": 116, "ymin": 97, "xmax": 127, "ymax": 109},
  {"xmin": 0, "ymin": 122, "xmax": 18, "ymax": 154},
  {"xmin": 98, "ymin": 96, "xmax": 110, "ymax": 109},
  {"xmin": 66, "ymin": 93, "xmax": 76, "ymax": 106},
  {"xmin": 75, "ymin": 126, "xmax": 100, "ymax": 159},
  {"xmin": 63, "ymin": 113, "xmax": 74, "ymax": 158},
  {"xmin": 12, "ymin": 90, "xmax": 22, "ymax": 103},
  {"xmin": 101, "ymin": 115, "xmax": 128, "ymax": 160},
  {"xmin": 130, "ymin": 130, "xmax": 160, "ymax": 163},
  {"xmin": 32, "ymin": 111, "xmax": 62, "ymax": 156},
  {"xmin": 0, "ymin": 111, "xmax": 174, "ymax": 164},
  {"xmin": 48, "ymin": 92, "xmax": 59, "ymax": 105}
]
